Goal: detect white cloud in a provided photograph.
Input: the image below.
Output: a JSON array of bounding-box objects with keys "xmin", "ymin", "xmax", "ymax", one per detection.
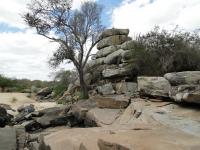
[
  {"xmin": 0, "ymin": 30, "xmax": 74, "ymax": 81},
  {"xmin": 0, "ymin": 0, "xmax": 95, "ymax": 80},
  {"xmin": 0, "ymin": 0, "xmax": 96, "ymax": 29},
  {"xmin": 111, "ymin": 0, "xmax": 200, "ymax": 36},
  {"xmin": 0, "ymin": 0, "xmax": 30, "ymax": 28}
]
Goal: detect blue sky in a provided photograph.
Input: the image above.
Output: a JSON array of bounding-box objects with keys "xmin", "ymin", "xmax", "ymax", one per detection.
[
  {"xmin": 0, "ymin": 23, "xmax": 22, "ymax": 33},
  {"xmin": 98, "ymin": 0, "xmax": 122, "ymax": 27},
  {"xmin": 0, "ymin": 0, "xmax": 200, "ymax": 80}
]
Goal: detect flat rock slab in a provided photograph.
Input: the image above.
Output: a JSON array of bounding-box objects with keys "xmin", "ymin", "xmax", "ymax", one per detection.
[
  {"xmin": 85, "ymin": 108, "xmax": 122, "ymax": 126},
  {"xmin": 44, "ymin": 126, "xmax": 200, "ymax": 150},
  {"xmin": 0, "ymin": 127, "xmax": 17, "ymax": 150},
  {"xmin": 153, "ymin": 113, "xmax": 200, "ymax": 137},
  {"xmin": 95, "ymin": 95, "xmax": 130, "ymax": 109}
]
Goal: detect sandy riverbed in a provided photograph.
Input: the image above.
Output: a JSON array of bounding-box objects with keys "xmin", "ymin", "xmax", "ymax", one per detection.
[{"xmin": 0, "ymin": 92, "xmax": 59, "ymax": 112}]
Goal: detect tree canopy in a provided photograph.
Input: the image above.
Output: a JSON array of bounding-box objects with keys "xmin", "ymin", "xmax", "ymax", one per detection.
[{"xmin": 24, "ymin": 0, "xmax": 104, "ymax": 98}]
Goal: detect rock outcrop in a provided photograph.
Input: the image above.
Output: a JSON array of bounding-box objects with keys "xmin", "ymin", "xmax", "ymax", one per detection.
[
  {"xmin": 42, "ymin": 99, "xmax": 200, "ymax": 150},
  {"xmin": 94, "ymin": 95, "xmax": 130, "ymax": 109},
  {"xmin": 164, "ymin": 71, "xmax": 200, "ymax": 86},
  {"xmin": 169, "ymin": 85, "xmax": 200, "ymax": 104},
  {"xmin": 136, "ymin": 71, "xmax": 200, "ymax": 104},
  {"xmin": 165, "ymin": 71, "xmax": 200, "ymax": 104},
  {"xmin": 85, "ymin": 28, "xmax": 137, "ymax": 93},
  {"xmin": 0, "ymin": 106, "xmax": 13, "ymax": 127},
  {"xmin": 137, "ymin": 77, "xmax": 171, "ymax": 98},
  {"xmin": 97, "ymin": 83, "xmax": 115, "ymax": 95}
]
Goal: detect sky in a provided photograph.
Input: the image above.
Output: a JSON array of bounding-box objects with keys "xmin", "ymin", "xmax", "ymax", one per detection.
[{"xmin": 0, "ymin": 0, "xmax": 200, "ymax": 81}]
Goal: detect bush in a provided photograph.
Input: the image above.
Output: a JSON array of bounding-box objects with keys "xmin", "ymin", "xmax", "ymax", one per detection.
[
  {"xmin": 11, "ymin": 97, "xmax": 18, "ymax": 103},
  {"xmin": 52, "ymin": 70, "xmax": 77, "ymax": 98},
  {"xmin": 53, "ymin": 83, "xmax": 68, "ymax": 97},
  {"xmin": 131, "ymin": 26, "xmax": 200, "ymax": 76},
  {"xmin": 0, "ymin": 75, "xmax": 14, "ymax": 92}
]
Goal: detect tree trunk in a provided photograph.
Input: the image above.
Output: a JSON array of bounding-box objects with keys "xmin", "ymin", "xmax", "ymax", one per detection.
[
  {"xmin": 78, "ymin": 69, "xmax": 89, "ymax": 99},
  {"xmin": 1, "ymin": 86, "xmax": 5, "ymax": 92}
]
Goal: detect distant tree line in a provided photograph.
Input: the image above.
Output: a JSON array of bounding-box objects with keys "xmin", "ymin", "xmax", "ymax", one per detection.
[
  {"xmin": 51, "ymin": 70, "xmax": 77, "ymax": 97},
  {"xmin": 0, "ymin": 74, "xmax": 53, "ymax": 92},
  {"xmin": 0, "ymin": 70, "xmax": 75, "ymax": 95}
]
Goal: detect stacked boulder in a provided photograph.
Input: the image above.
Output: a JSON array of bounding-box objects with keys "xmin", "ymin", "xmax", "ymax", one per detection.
[
  {"xmin": 85, "ymin": 28, "xmax": 138, "ymax": 96},
  {"xmin": 165, "ymin": 71, "xmax": 200, "ymax": 104},
  {"xmin": 137, "ymin": 71, "xmax": 200, "ymax": 104}
]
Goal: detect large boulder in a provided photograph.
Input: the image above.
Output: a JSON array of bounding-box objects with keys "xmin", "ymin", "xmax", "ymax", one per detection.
[
  {"xmin": 104, "ymin": 49, "xmax": 124, "ymax": 64},
  {"xmin": 96, "ymin": 46, "xmax": 119, "ymax": 58},
  {"xmin": 84, "ymin": 108, "xmax": 122, "ymax": 127},
  {"xmin": 21, "ymin": 120, "xmax": 41, "ymax": 132},
  {"xmin": 14, "ymin": 104, "xmax": 36, "ymax": 124},
  {"xmin": 97, "ymin": 83, "xmax": 115, "ymax": 95},
  {"xmin": 121, "ymin": 50, "xmax": 132, "ymax": 61},
  {"xmin": 137, "ymin": 77, "xmax": 171, "ymax": 98},
  {"xmin": 120, "ymin": 40, "xmax": 137, "ymax": 50},
  {"xmin": 87, "ymin": 57, "xmax": 105, "ymax": 68},
  {"xmin": 97, "ymin": 35, "xmax": 130, "ymax": 50},
  {"xmin": 86, "ymin": 64, "xmax": 118, "ymax": 85},
  {"xmin": 98, "ymin": 28, "xmax": 129, "ymax": 40},
  {"xmin": 68, "ymin": 99, "xmax": 97, "ymax": 127},
  {"xmin": 0, "ymin": 106, "xmax": 12, "ymax": 127},
  {"xmin": 89, "ymin": 65, "xmax": 107, "ymax": 83},
  {"xmin": 94, "ymin": 95, "xmax": 130, "ymax": 109},
  {"xmin": 36, "ymin": 106, "xmax": 71, "ymax": 128},
  {"xmin": 37, "ymin": 87, "xmax": 52, "ymax": 97},
  {"xmin": 169, "ymin": 85, "xmax": 200, "ymax": 104},
  {"xmin": 164, "ymin": 71, "xmax": 200, "ymax": 86},
  {"xmin": 102, "ymin": 65, "xmax": 133, "ymax": 78},
  {"xmin": 115, "ymin": 82, "xmax": 137, "ymax": 96},
  {"xmin": 17, "ymin": 104, "xmax": 35, "ymax": 113}
]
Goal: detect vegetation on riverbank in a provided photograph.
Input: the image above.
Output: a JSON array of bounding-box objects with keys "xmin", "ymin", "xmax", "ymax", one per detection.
[{"xmin": 131, "ymin": 26, "xmax": 200, "ymax": 76}]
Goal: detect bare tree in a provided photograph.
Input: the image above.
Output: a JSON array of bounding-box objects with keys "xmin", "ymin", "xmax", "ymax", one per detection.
[{"xmin": 23, "ymin": 0, "xmax": 104, "ymax": 98}]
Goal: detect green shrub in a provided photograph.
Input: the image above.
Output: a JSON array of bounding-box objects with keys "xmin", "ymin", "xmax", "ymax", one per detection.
[
  {"xmin": 11, "ymin": 97, "xmax": 18, "ymax": 103},
  {"xmin": 0, "ymin": 75, "xmax": 14, "ymax": 92},
  {"xmin": 53, "ymin": 83, "xmax": 68, "ymax": 97},
  {"xmin": 131, "ymin": 26, "xmax": 200, "ymax": 76}
]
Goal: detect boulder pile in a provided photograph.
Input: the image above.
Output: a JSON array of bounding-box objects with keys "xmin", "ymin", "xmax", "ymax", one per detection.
[
  {"xmin": 84, "ymin": 28, "xmax": 139, "ymax": 96},
  {"xmin": 61, "ymin": 28, "xmax": 200, "ymax": 105},
  {"xmin": 87, "ymin": 28, "xmax": 134, "ymax": 81},
  {"xmin": 137, "ymin": 71, "xmax": 200, "ymax": 104},
  {"xmin": 165, "ymin": 71, "xmax": 200, "ymax": 104}
]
